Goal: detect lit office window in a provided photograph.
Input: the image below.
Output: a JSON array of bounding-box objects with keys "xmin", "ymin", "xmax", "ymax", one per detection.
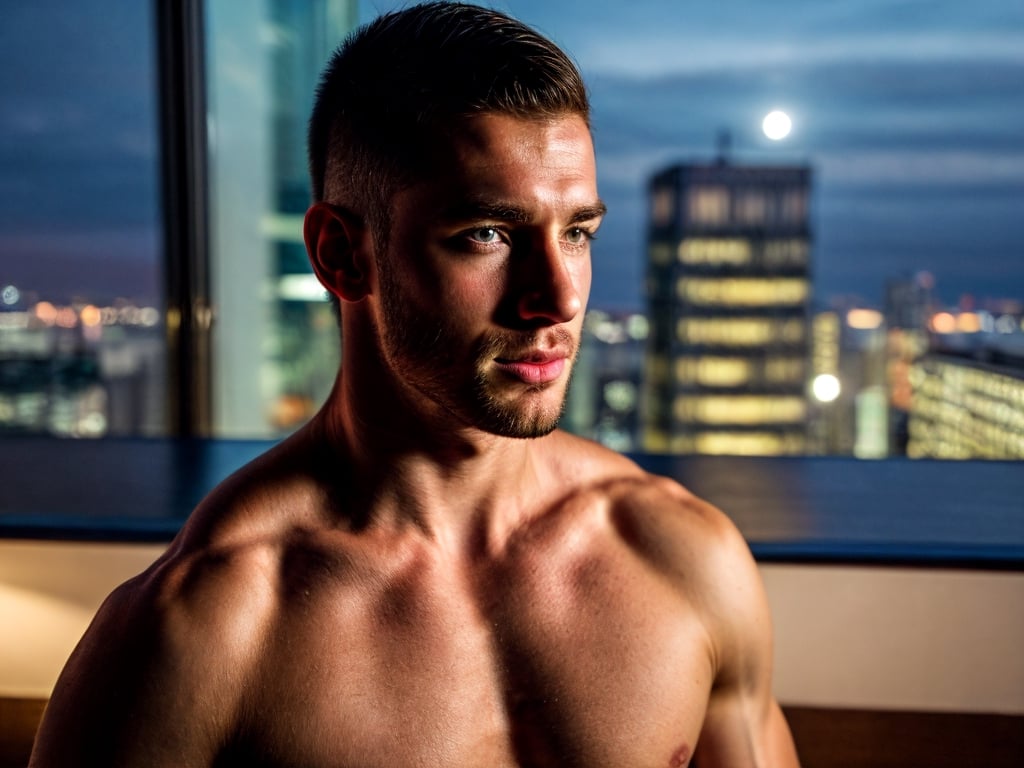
[
  {"xmin": 694, "ymin": 431, "xmax": 807, "ymax": 456},
  {"xmin": 734, "ymin": 190, "xmax": 769, "ymax": 225},
  {"xmin": 687, "ymin": 186, "xmax": 730, "ymax": 225},
  {"xmin": 780, "ymin": 188, "xmax": 808, "ymax": 224},
  {"xmin": 675, "ymin": 356, "xmax": 753, "ymax": 387},
  {"xmin": 676, "ymin": 277, "xmax": 809, "ymax": 307},
  {"xmin": 677, "ymin": 239, "xmax": 752, "ymax": 266},
  {"xmin": 650, "ymin": 186, "xmax": 675, "ymax": 226},
  {"xmin": 764, "ymin": 356, "xmax": 806, "ymax": 385},
  {"xmin": 674, "ymin": 394, "xmax": 807, "ymax": 425},
  {"xmin": 762, "ymin": 239, "xmax": 809, "ymax": 269},
  {"xmin": 677, "ymin": 317, "xmax": 805, "ymax": 347},
  {"xmin": 649, "ymin": 243, "xmax": 674, "ymax": 266}
]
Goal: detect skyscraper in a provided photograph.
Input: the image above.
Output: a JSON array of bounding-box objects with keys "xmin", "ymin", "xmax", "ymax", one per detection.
[{"xmin": 642, "ymin": 159, "xmax": 813, "ymax": 455}]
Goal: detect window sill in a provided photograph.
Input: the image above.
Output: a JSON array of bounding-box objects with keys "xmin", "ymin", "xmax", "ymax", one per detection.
[{"xmin": 0, "ymin": 437, "xmax": 1021, "ymax": 570}]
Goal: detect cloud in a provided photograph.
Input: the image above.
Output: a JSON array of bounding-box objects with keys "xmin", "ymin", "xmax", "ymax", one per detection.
[
  {"xmin": 587, "ymin": 56, "xmax": 1024, "ymax": 184},
  {"xmin": 581, "ymin": 51, "xmax": 1024, "ymax": 308}
]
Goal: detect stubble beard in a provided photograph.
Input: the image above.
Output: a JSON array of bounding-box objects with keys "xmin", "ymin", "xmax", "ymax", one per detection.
[{"xmin": 378, "ymin": 266, "xmax": 575, "ymax": 440}]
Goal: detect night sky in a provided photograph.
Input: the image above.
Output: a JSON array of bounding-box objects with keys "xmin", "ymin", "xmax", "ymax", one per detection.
[{"xmin": 1, "ymin": 0, "xmax": 1022, "ymax": 311}]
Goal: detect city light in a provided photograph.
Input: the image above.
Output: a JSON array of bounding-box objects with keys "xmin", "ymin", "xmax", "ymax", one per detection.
[
  {"xmin": 34, "ymin": 301, "xmax": 57, "ymax": 325},
  {"xmin": 847, "ymin": 308, "xmax": 883, "ymax": 330},
  {"xmin": 930, "ymin": 312, "xmax": 956, "ymax": 334},
  {"xmin": 278, "ymin": 274, "xmax": 329, "ymax": 303},
  {"xmin": 956, "ymin": 312, "xmax": 981, "ymax": 333},
  {"xmin": 811, "ymin": 373, "xmax": 841, "ymax": 403},
  {"xmin": 80, "ymin": 305, "xmax": 102, "ymax": 327}
]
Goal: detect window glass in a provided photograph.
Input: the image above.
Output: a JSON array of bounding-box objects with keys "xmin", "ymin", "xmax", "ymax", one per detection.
[
  {"xmin": 0, "ymin": 1, "xmax": 166, "ymax": 436},
  {"xmin": 207, "ymin": 0, "xmax": 1021, "ymax": 457},
  {"xmin": 203, "ymin": 0, "xmax": 1019, "ymax": 456},
  {"xmin": 459, "ymin": 0, "xmax": 1022, "ymax": 461},
  {"xmin": 5, "ymin": 0, "xmax": 1019, "ymax": 460},
  {"xmin": 205, "ymin": 0, "xmax": 358, "ymax": 437}
]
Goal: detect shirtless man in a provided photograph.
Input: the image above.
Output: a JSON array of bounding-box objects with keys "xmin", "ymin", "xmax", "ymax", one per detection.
[{"xmin": 31, "ymin": 3, "xmax": 799, "ymax": 766}]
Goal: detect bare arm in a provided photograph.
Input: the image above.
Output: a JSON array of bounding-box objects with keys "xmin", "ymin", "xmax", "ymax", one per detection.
[
  {"xmin": 690, "ymin": 512, "xmax": 800, "ymax": 767},
  {"xmin": 30, "ymin": 549, "xmax": 270, "ymax": 767}
]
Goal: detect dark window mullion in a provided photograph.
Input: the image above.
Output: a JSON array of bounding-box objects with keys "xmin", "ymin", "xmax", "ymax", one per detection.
[{"xmin": 155, "ymin": 0, "xmax": 211, "ymax": 437}]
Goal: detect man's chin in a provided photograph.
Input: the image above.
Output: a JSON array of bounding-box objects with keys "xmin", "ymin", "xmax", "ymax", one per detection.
[
  {"xmin": 473, "ymin": 396, "xmax": 566, "ymax": 440},
  {"xmin": 468, "ymin": 364, "xmax": 573, "ymax": 438},
  {"xmin": 497, "ymin": 418, "xmax": 561, "ymax": 440}
]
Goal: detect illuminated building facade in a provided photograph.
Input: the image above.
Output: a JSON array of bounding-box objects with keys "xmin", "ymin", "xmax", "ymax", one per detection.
[
  {"xmin": 642, "ymin": 160, "xmax": 812, "ymax": 455},
  {"xmin": 908, "ymin": 334, "xmax": 1024, "ymax": 460},
  {"xmin": 0, "ymin": 298, "xmax": 165, "ymax": 437}
]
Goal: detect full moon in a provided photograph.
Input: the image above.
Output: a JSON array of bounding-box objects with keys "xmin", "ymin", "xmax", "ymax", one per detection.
[{"xmin": 762, "ymin": 110, "xmax": 792, "ymax": 140}]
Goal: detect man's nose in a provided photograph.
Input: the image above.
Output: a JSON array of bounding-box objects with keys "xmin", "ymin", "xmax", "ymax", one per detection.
[{"xmin": 515, "ymin": 236, "xmax": 584, "ymax": 325}]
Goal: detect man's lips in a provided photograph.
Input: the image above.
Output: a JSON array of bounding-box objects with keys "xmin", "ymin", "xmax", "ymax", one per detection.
[{"xmin": 494, "ymin": 353, "xmax": 568, "ymax": 385}]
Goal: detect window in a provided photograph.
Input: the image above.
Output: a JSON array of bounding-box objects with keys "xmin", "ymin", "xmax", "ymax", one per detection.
[
  {"xmin": 677, "ymin": 277, "xmax": 809, "ymax": 307},
  {"xmin": 678, "ymin": 239, "xmax": 753, "ymax": 267},
  {"xmin": 0, "ymin": 1, "xmax": 166, "ymax": 437},
  {"xmin": 687, "ymin": 186, "xmax": 731, "ymax": 226},
  {"xmin": 5, "ymin": 0, "xmax": 1019, "ymax": 459},
  {"xmin": 535, "ymin": 0, "xmax": 1023, "ymax": 463},
  {"xmin": 735, "ymin": 189, "xmax": 769, "ymax": 225},
  {"xmin": 0, "ymin": 1, "xmax": 1021, "ymax": 567}
]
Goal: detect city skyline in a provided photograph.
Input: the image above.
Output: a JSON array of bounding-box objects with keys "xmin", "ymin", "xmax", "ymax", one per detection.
[{"xmin": 1, "ymin": 0, "xmax": 1022, "ymax": 310}]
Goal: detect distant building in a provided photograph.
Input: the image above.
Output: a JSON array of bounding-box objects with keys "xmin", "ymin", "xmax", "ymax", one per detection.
[
  {"xmin": 638, "ymin": 159, "xmax": 815, "ymax": 454},
  {"xmin": 908, "ymin": 329, "xmax": 1024, "ymax": 460},
  {"xmin": 884, "ymin": 272, "xmax": 934, "ymax": 332},
  {"xmin": 882, "ymin": 273, "xmax": 935, "ymax": 454},
  {"xmin": 0, "ymin": 301, "xmax": 165, "ymax": 436},
  {"xmin": 642, "ymin": 159, "xmax": 813, "ymax": 456},
  {"xmin": 565, "ymin": 310, "xmax": 648, "ymax": 452}
]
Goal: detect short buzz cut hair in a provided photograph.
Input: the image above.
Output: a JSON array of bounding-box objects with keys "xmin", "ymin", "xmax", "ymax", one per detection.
[{"xmin": 308, "ymin": 1, "xmax": 590, "ymax": 227}]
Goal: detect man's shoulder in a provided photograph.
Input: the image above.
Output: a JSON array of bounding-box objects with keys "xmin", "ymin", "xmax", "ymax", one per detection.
[
  {"xmin": 85, "ymin": 509, "xmax": 282, "ymax": 674},
  {"xmin": 186, "ymin": 428, "xmax": 331, "ymax": 534},
  {"xmin": 547, "ymin": 430, "xmax": 725, "ymax": 525},
  {"xmin": 34, "ymin": 511, "xmax": 283, "ymax": 763},
  {"xmin": 546, "ymin": 432, "xmax": 753, "ymax": 586},
  {"xmin": 90, "ymin": 430, "xmax": 338, "ymax": 667}
]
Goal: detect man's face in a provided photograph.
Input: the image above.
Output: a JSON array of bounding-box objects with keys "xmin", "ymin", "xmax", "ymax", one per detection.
[{"xmin": 374, "ymin": 113, "xmax": 603, "ymax": 439}]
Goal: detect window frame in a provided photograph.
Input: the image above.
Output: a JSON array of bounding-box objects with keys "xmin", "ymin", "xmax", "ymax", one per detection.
[{"xmin": 157, "ymin": 0, "xmax": 213, "ymax": 437}]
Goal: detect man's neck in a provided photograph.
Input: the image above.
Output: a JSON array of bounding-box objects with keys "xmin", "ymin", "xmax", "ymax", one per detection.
[{"xmin": 310, "ymin": 370, "xmax": 555, "ymax": 560}]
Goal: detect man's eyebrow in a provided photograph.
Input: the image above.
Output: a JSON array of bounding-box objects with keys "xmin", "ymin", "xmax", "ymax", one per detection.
[
  {"xmin": 439, "ymin": 200, "xmax": 533, "ymax": 223},
  {"xmin": 439, "ymin": 199, "xmax": 608, "ymax": 224},
  {"xmin": 568, "ymin": 202, "xmax": 607, "ymax": 224}
]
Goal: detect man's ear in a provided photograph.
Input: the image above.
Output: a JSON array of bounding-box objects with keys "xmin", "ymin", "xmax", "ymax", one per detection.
[{"xmin": 304, "ymin": 202, "xmax": 372, "ymax": 303}]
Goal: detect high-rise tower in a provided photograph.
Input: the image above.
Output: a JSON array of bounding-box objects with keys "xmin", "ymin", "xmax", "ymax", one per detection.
[{"xmin": 643, "ymin": 160, "xmax": 813, "ymax": 455}]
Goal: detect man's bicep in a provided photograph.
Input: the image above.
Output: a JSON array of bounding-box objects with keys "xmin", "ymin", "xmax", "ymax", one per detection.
[
  {"xmin": 694, "ymin": 691, "xmax": 798, "ymax": 767},
  {"xmin": 692, "ymin": 512, "xmax": 800, "ymax": 766},
  {"xmin": 30, "ymin": 580, "xmax": 227, "ymax": 767}
]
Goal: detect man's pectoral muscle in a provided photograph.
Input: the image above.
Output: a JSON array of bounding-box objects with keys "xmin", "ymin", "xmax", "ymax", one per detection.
[{"xmin": 32, "ymin": 474, "xmax": 797, "ymax": 767}]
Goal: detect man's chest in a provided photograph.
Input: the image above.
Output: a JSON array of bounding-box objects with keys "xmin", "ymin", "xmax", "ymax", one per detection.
[{"xmin": 231, "ymin": 546, "xmax": 711, "ymax": 767}]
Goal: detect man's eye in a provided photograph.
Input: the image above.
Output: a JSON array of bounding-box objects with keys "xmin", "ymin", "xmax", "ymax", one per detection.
[
  {"xmin": 565, "ymin": 227, "xmax": 592, "ymax": 245},
  {"xmin": 468, "ymin": 227, "xmax": 500, "ymax": 244}
]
